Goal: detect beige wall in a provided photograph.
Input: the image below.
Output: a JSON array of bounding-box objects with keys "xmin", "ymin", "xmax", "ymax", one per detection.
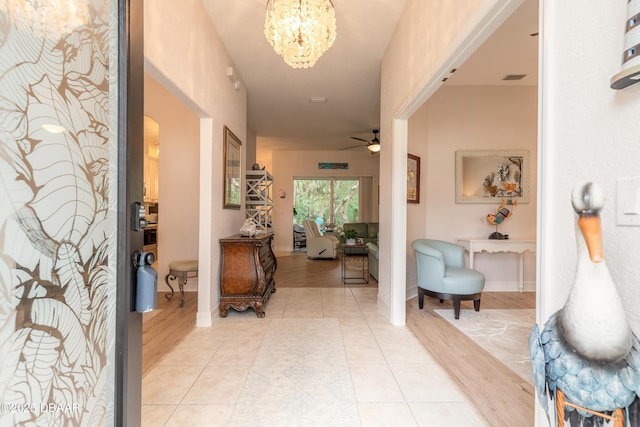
[
  {"xmin": 407, "ymin": 85, "xmax": 537, "ymax": 295},
  {"xmin": 380, "ymin": 0, "xmax": 521, "ymax": 322},
  {"xmin": 144, "ymin": 74, "xmax": 200, "ymax": 290},
  {"xmin": 246, "ymin": 127, "xmax": 257, "ymax": 170},
  {"xmin": 535, "ymin": 2, "xmax": 640, "ymax": 425},
  {"xmin": 271, "ymin": 150, "xmax": 380, "ymax": 252},
  {"xmin": 539, "ymin": 1, "xmax": 640, "ymax": 330},
  {"xmin": 256, "ymin": 148, "xmax": 273, "ymax": 174},
  {"xmin": 144, "ymin": 0, "xmax": 248, "ymax": 325}
]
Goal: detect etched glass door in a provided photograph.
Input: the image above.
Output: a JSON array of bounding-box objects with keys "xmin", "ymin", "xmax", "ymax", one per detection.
[{"xmin": 0, "ymin": 1, "xmax": 132, "ymax": 425}]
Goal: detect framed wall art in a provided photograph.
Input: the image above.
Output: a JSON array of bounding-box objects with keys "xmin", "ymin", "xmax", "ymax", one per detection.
[
  {"xmin": 223, "ymin": 126, "xmax": 242, "ymax": 209},
  {"xmin": 407, "ymin": 154, "xmax": 420, "ymax": 203},
  {"xmin": 455, "ymin": 149, "xmax": 530, "ymax": 204},
  {"xmin": 318, "ymin": 162, "xmax": 348, "ymax": 169}
]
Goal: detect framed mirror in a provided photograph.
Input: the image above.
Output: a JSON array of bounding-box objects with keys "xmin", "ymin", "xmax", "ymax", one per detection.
[
  {"xmin": 455, "ymin": 150, "xmax": 530, "ymax": 204},
  {"xmin": 223, "ymin": 126, "xmax": 242, "ymax": 209}
]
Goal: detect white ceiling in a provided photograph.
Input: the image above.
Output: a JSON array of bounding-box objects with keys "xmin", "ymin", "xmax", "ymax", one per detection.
[{"xmin": 201, "ymin": 0, "xmax": 538, "ymax": 151}]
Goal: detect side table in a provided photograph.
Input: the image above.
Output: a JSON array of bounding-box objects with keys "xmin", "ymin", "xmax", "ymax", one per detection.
[
  {"xmin": 342, "ymin": 244, "xmax": 369, "ymax": 284},
  {"xmin": 457, "ymin": 238, "xmax": 535, "ymax": 292}
]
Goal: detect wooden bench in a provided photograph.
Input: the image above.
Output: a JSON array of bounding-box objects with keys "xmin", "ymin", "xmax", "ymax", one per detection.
[{"xmin": 165, "ymin": 260, "xmax": 198, "ymax": 308}]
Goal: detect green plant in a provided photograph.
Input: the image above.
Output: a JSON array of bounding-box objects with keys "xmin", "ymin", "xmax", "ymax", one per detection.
[{"xmin": 344, "ymin": 229, "xmax": 358, "ymax": 240}]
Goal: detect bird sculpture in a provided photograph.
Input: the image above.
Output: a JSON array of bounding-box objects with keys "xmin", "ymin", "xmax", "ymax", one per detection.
[
  {"xmin": 529, "ymin": 182, "xmax": 640, "ymax": 427},
  {"xmin": 486, "ymin": 199, "xmax": 515, "ymax": 239},
  {"xmin": 486, "ymin": 206, "xmax": 511, "ymax": 225}
]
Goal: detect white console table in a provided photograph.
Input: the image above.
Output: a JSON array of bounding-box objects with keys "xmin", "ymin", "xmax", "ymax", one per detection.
[{"xmin": 457, "ymin": 239, "xmax": 536, "ymax": 292}]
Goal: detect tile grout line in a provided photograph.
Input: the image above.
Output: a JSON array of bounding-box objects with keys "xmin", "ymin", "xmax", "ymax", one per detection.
[{"xmin": 352, "ymin": 287, "xmax": 433, "ymax": 426}]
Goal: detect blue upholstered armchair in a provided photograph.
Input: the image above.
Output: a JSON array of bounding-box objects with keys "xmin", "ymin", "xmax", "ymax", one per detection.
[{"xmin": 411, "ymin": 239, "xmax": 485, "ymax": 319}]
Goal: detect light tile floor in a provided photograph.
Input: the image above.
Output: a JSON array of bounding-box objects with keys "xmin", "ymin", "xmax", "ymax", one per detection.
[{"xmin": 141, "ymin": 287, "xmax": 488, "ymax": 426}]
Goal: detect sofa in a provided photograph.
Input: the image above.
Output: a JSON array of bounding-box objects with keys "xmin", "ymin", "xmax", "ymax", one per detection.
[
  {"xmin": 343, "ymin": 223, "xmax": 379, "ymax": 280},
  {"xmin": 366, "ymin": 241, "xmax": 379, "ymax": 281},
  {"xmin": 342, "ymin": 223, "xmax": 378, "ymax": 245}
]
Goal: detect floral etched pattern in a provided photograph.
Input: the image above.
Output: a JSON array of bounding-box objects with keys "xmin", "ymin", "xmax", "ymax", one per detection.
[{"xmin": 0, "ymin": 1, "xmax": 117, "ymax": 426}]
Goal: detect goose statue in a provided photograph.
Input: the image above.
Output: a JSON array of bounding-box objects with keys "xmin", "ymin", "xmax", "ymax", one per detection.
[{"xmin": 529, "ymin": 182, "xmax": 640, "ymax": 427}]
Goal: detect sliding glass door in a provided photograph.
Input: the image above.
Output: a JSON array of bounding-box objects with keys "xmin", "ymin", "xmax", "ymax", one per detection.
[{"xmin": 293, "ymin": 178, "xmax": 359, "ymax": 229}]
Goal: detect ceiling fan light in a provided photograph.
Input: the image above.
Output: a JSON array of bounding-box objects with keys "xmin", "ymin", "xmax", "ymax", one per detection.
[
  {"xmin": 264, "ymin": 0, "xmax": 337, "ymax": 69},
  {"xmin": 368, "ymin": 143, "xmax": 381, "ymax": 153}
]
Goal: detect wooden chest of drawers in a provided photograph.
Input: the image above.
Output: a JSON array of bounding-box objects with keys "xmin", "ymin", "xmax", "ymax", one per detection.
[{"xmin": 219, "ymin": 233, "xmax": 277, "ymax": 318}]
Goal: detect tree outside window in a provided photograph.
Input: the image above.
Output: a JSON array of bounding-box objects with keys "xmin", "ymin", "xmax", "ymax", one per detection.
[{"xmin": 293, "ymin": 178, "xmax": 359, "ymax": 229}]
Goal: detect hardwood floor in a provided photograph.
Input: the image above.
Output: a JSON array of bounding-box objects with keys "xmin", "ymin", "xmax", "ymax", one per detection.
[
  {"xmin": 274, "ymin": 252, "xmax": 378, "ymax": 288},
  {"xmin": 142, "ymin": 291, "xmax": 197, "ymax": 377},
  {"xmin": 142, "ymin": 252, "xmax": 536, "ymax": 426},
  {"xmin": 406, "ymin": 292, "xmax": 536, "ymax": 427}
]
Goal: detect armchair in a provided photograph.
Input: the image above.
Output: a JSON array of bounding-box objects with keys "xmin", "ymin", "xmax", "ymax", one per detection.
[
  {"xmin": 411, "ymin": 239, "xmax": 485, "ymax": 319},
  {"xmin": 303, "ymin": 220, "xmax": 340, "ymax": 259}
]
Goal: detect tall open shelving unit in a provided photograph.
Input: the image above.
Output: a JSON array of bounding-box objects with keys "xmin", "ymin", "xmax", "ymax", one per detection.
[{"xmin": 246, "ymin": 170, "xmax": 273, "ymax": 230}]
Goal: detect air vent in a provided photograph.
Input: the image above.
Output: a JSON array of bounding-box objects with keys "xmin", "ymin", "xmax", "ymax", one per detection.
[
  {"xmin": 503, "ymin": 74, "xmax": 527, "ymax": 81},
  {"xmin": 309, "ymin": 97, "xmax": 328, "ymax": 103}
]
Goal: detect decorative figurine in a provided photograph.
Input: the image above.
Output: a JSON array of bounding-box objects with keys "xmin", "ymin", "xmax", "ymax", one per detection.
[
  {"xmin": 611, "ymin": 0, "xmax": 640, "ymax": 89},
  {"xmin": 529, "ymin": 182, "xmax": 640, "ymax": 427},
  {"xmin": 485, "ymin": 199, "xmax": 515, "ymax": 239},
  {"xmin": 240, "ymin": 218, "xmax": 258, "ymax": 237}
]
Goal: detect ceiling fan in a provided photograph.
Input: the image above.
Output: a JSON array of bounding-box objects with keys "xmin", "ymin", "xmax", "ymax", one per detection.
[{"xmin": 340, "ymin": 130, "xmax": 381, "ymax": 154}]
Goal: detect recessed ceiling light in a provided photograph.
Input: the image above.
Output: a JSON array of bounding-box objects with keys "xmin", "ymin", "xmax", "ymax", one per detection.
[{"xmin": 309, "ymin": 97, "xmax": 328, "ymax": 103}]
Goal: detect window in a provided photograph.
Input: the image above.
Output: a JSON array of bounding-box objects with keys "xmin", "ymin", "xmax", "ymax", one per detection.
[{"xmin": 293, "ymin": 178, "xmax": 359, "ymax": 229}]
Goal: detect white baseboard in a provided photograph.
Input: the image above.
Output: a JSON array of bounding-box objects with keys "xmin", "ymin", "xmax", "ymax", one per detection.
[
  {"xmin": 483, "ymin": 280, "xmax": 536, "ymax": 292},
  {"xmin": 405, "ymin": 281, "xmax": 535, "ymax": 301},
  {"xmin": 196, "ymin": 301, "xmax": 228, "ymax": 327},
  {"xmin": 196, "ymin": 310, "xmax": 212, "ymax": 327}
]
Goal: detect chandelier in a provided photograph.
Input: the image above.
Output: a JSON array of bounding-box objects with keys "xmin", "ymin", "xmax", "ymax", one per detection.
[{"xmin": 264, "ymin": 0, "xmax": 337, "ymax": 69}]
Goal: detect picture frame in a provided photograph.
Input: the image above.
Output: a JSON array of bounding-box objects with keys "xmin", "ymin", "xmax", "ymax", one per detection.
[
  {"xmin": 407, "ymin": 154, "xmax": 420, "ymax": 203},
  {"xmin": 223, "ymin": 126, "xmax": 242, "ymax": 209},
  {"xmin": 455, "ymin": 149, "xmax": 530, "ymax": 204},
  {"xmin": 318, "ymin": 162, "xmax": 348, "ymax": 169}
]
